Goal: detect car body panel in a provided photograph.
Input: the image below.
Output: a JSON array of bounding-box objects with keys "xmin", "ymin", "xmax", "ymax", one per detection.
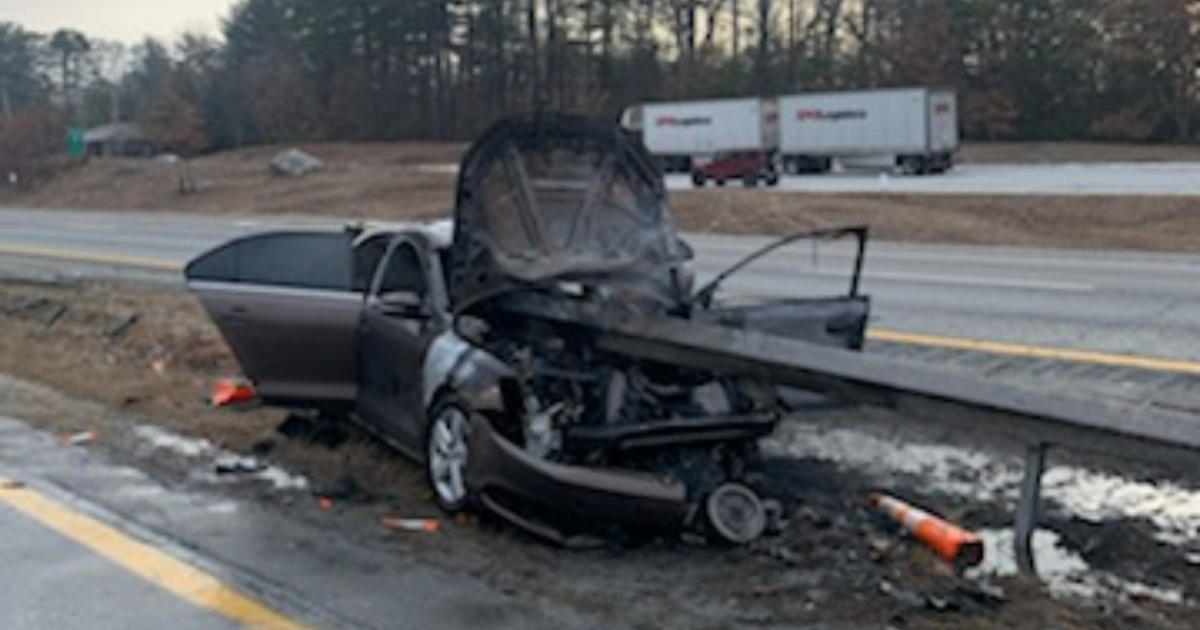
[
  {"xmin": 449, "ymin": 113, "xmax": 690, "ymax": 312},
  {"xmin": 185, "ymin": 231, "xmax": 362, "ymax": 404}
]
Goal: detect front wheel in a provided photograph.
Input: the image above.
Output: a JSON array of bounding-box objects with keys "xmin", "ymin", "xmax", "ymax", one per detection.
[{"xmin": 426, "ymin": 398, "xmax": 474, "ymax": 514}]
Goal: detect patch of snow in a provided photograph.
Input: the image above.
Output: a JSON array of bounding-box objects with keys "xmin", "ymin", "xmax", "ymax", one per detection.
[
  {"xmin": 133, "ymin": 424, "xmax": 308, "ymax": 492},
  {"xmin": 134, "ymin": 425, "xmax": 214, "ymax": 458},
  {"xmin": 768, "ymin": 424, "xmax": 1200, "ymax": 548},
  {"xmin": 255, "ymin": 466, "xmax": 309, "ymax": 491}
]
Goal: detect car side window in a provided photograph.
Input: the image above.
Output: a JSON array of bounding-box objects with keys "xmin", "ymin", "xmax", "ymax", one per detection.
[
  {"xmin": 185, "ymin": 231, "xmax": 354, "ymax": 291},
  {"xmin": 376, "ymin": 242, "xmax": 426, "ymax": 297}
]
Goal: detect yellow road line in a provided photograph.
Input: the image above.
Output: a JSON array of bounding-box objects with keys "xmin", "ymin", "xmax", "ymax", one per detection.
[
  {"xmin": 869, "ymin": 328, "xmax": 1200, "ymax": 376},
  {"xmin": 0, "ymin": 476, "xmax": 318, "ymax": 630},
  {"xmin": 0, "ymin": 244, "xmax": 181, "ymax": 271}
]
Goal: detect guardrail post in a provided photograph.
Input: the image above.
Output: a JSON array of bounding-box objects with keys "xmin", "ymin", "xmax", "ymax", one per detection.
[{"xmin": 1015, "ymin": 442, "xmax": 1048, "ymax": 576}]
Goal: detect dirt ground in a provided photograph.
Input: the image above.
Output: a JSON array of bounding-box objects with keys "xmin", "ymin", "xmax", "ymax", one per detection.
[
  {"xmin": 6, "ymin": 141, "xmax": 1200, "ymax": 253},
  {"xmin": 0, "ymin": 274, "xmax": 1195, "ymax": 629}
]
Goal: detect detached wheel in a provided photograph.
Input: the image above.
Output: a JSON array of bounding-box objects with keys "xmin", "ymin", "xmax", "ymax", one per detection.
[
  {"xmin": 426, "ymin": 398, "xmax": 474, "ymax": 514},
  {"xmin": 691, "ymin": 171, "xmax": 707, "ymax": 187}
]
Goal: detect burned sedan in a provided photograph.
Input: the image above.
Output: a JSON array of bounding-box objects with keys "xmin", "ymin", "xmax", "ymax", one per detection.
[{"xmin": 185, "ymin": 114, "xmax": 869, "ymax": 544}]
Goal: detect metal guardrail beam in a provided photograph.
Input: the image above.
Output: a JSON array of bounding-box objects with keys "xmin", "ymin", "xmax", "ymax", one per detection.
[{"xmin": 500, "ymin": 294, "xmax": 1200, "ymax": 576}]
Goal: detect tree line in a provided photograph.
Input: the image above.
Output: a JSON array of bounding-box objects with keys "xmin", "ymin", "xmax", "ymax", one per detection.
[{"xmin": 0, "ymin": 0, "xmax": 1197, "ymax": 158}]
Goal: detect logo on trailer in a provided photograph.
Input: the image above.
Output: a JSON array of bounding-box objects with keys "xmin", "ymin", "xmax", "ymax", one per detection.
[
  {"xmin": 656, "ymin": 116, "xmax": 713, "ymax": 127},
  {"xmin": 796, "ymin": 109, "xmax": 868, "ymax": 122}
]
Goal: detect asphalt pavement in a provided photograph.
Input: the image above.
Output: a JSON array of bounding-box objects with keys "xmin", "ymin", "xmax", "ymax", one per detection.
[
  {"xmin": 667, "ymin": 161, "xmax": 1200, "ymax": 196},
  {"xmin": 2, "ymin": 208, "xmax": 1200, "ymax": 361},
  {"xmin": 0, "ymin": 416, "xmax": 577, "ymax": 630}
]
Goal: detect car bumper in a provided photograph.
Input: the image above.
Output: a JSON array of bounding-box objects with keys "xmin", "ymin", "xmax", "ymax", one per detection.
[{"xmin": 466, "ymin": 416, "xmax": 689, "ymax": 542}]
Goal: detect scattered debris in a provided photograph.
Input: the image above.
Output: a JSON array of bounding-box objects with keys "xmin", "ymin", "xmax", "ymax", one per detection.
[
  {"xmin": 60, "ymin": 429, "xmax": 98, "ymax": 446},
  {"xmin": 870, "ymin": 493, "xmax": 983, "ymax": 569},
  {"xmin": 211, "ymin": 377, "xmax": 257, "ymax": 408},
  {"xmin": 42, "ymin": 304, "xmax": 67, "ymax": 328},
  {"xmin": 104, "ymin": 313, "xmax": 140, "ymax": 341},
  {"xmin": 270, "ymin": 149, "xmax": 323, "ymax": 177},
  {"xmin": 214, "ymin": 455, "xmax": 267, "ymax": 475},
  {"xmin": 150, "ymin": 359, "xmax": 167, "ymax": 376},
  {"xmin": 317, "ymin": 496, "xmax": 334, "ymax": 510},
  {"xmin": 382, "ymin": 517, "xmax": 441, "ymax": 533}
]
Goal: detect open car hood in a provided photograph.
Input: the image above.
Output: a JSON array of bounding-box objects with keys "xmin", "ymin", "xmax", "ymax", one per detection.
[{"xmin": 448, "ymin": 114, "xmax": 690, "ymax": 311}]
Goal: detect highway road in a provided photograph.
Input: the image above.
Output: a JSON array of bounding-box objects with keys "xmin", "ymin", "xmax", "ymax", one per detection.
[
  {"xmin": 3, "ymin": 208, "xmax": 1200, "ymax": 628},
  {"xmin": 667, "ymin": 161, "xmax": 1200, "ymax": 196},
  {"xmin": 2, "ymin": 207, "xmax": 1200, "ymax": 363}
]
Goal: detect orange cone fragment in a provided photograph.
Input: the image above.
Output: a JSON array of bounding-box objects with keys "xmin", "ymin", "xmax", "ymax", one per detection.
[
  {"xmin": 869, "ymin": 493, "xmax": 984, "ymax": 569},
  {"xmin": 60, "ymin": 430, "xmax": 98, "ymax": 446},
  {"xmin": 211, "ymin": 378, "xmax": 257, "ymax": 408},
  {"xmin": 381, "ymin": 517, "xmax": 441, "ymax": 533}
]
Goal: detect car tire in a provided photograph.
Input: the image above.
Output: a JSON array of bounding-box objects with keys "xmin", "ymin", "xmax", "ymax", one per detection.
[
  {"xmin": 765, "ymin": 172, "xmax": 780, "ymax": 187},
  {"xmin": 425, "ymin": 396, "xmax": 475, "ymax": 514},
  {"xmin": 691, "ymin": 171, "xmax": 706, "ymax": 187}
]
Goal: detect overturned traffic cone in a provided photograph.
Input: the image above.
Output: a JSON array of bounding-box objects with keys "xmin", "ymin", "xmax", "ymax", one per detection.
[
  {"xmin": 869, "ymin": 493, "xmax": 984, "ymax": 570},
  {"xmin": 211, "ymin": 378, "xmax": 257, "ymax": 408}
]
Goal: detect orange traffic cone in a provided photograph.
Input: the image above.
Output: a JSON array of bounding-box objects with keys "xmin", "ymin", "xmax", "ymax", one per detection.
[
  {"xmin": 869, "ymin": 493, "xmax": 984, "ymax": 569},
  {"xmin": 211, "ymin": 378, "xmax": 257, "ymax": 408}
]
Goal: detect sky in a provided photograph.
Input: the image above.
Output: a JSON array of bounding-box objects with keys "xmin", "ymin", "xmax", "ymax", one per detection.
[{"xmin": 0, "ymin": 0, "xmax": 238, "ymax": 44}]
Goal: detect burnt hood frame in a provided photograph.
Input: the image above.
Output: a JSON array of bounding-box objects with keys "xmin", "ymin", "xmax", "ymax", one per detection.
[{"xmin": 448, "ymin": 113, "xmax": 690, "ymax": 313}]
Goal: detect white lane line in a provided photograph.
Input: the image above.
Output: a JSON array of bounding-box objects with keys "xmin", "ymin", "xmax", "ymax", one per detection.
[{"xmin": 62, "ymin": 223, "xmax": 116, "ymax": 232}]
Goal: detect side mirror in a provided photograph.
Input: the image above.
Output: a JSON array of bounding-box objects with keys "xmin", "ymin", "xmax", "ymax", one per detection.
[
  {"xmin": 677, "ymin": 238, "xmax": 695, "ymax": 260},
  {"xmin": 378, "ymin": 291, "xmax": 430, "ymax": 319}
]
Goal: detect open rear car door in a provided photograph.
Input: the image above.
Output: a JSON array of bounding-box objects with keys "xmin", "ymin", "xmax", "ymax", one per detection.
[{"xmin": 185, "ymin": 230, "xmax": 363, "ymax": 405}]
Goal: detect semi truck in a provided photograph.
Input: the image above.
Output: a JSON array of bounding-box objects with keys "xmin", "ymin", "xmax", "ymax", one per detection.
[
  {"xmin": 620, "ymin": 97, "xmax": 779, "ymax": 177},
  {"xmin": 777, "ymin": 87, "xmax": 958, "ymax": 175},
  {"xmin": 622, "ymin": 87, "xmax": 959, "ymax": 178}
]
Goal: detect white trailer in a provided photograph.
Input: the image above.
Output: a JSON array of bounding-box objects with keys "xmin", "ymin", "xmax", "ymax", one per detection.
[
  {"xmin": 777, "ymin": 87, "xmax": 958, "ymax": 175},
  {"xmin": 621, "ymin": 98, "xmax": 779, "ymax": 173}
]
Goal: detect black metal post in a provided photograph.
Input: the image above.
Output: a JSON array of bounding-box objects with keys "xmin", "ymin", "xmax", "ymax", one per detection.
[{"xmin": 1015, "ymin": 442, "xmax": 1048, "ymax": 576}]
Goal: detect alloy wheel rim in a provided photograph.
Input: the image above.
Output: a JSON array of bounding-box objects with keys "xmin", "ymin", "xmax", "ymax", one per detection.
[{"xmin": 429, "ymin": 407, "xmax": 469, "ymax": 505}]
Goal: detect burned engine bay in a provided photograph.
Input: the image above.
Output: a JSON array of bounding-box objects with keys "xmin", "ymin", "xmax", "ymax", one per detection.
[{"xmin": 443, "ymin": 114, "xmax": 870, "ymax": 545}]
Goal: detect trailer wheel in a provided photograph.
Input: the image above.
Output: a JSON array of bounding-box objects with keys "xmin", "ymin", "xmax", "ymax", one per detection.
[
  {"xmin": 691, "ymin": 171, "xmax": 707, "ymax": 187},
  {"xmin": 742, "ymin": 174, "xmax": 758, "ymax": 188}
]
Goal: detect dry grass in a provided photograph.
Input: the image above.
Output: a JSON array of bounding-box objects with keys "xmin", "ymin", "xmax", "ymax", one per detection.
[
  {"xmin": 9, "ymin": 142, "xmax": 465, "ymax": 219},
  {"xmin": 0, "ymin": 278, "xmax": 422, "ymax": 498}
]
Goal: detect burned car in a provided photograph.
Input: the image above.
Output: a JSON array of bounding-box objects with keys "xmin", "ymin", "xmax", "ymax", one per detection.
[{"xmin": 185, "ymin": 114, "xmax": 869, "ymax": 544}]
